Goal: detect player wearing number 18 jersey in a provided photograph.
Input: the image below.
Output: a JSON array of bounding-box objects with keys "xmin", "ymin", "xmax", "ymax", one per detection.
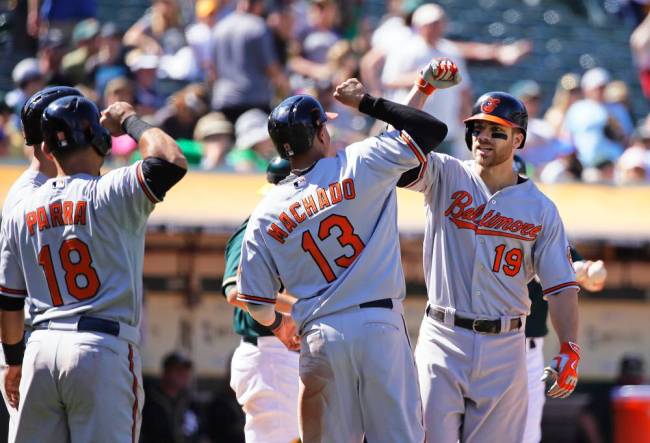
[{"xmin": 0, "ymin": 98, "xmax": 187, "ymax": 443}]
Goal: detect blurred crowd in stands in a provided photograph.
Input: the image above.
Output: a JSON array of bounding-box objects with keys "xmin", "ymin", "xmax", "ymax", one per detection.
[{"xmin": 0, "ymin": 0, "xmax": 648, "ymax": 186}]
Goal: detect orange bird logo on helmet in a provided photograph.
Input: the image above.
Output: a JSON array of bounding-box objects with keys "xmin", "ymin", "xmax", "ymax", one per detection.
[{"xmin": 481, "ymin": 97, "xmax": 501, "ymax": 113}]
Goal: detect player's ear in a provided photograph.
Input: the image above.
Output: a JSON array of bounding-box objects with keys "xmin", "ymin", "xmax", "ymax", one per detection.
[
  {"xmin": 316, "ymin": 125, "xmax": 326, "ymax": 144},
  {"xmin": 513, "ymin": 129, "xmax": 524, "ymax": 149},
  {"xmin": 41, "ymin": 141, "xmax": 55, "ymax": 160}
]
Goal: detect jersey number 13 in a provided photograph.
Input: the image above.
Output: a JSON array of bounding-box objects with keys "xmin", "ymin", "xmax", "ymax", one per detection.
[
  {"xmin": 301, "ymin": 214, "xmax": 365, "ymax": 283},
  {"xmin": 38, "ymin": 238, "xmax": 101, "ymax": 306}
]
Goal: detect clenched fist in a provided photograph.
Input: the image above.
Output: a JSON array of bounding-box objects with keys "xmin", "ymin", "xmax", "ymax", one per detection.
[
  {"xmin": 333, "ymin": 78, "xmax": 366, "ymax": 109},
  {"xmin": 417, "ymin": 58, "xmax": 462, "ymax": 94},
  {"xmin": 100, "ymin": 102, "xmax": 137, "ymax": 136},
  {"xmin": 271, "ymin": 314, "xmax": 301, "ymax": 352}
]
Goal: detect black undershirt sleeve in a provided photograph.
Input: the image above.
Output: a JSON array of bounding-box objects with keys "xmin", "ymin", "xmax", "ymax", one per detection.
[
  {"xmin": 358, "ymin": 94, "xmax": 448, "ymax": 154},
  {"xmin": 140, "ymin": 157, "xmax": 187, "ymax": 201}
]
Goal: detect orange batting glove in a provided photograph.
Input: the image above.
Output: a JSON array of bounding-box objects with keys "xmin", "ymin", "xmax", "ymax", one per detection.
[{"xmin": 542, "ymin": 341, "xmax": 581, "ymax": 398}]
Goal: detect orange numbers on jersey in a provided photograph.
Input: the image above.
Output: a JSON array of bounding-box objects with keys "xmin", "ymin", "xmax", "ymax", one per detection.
[
  {"xmin": 302, "ymin": 214, "xmax": 365, "ymax": 283},
  {"xmin": 38, "ymin": 238, "xmax": 101, "ymax": 306},
  {"xmin": 492, "ymin": 244, "xmax": 523, "ymax": 277}
]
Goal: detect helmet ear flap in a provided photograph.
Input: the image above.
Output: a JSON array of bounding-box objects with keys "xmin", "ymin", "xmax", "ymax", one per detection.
[{"xmin": 88, "ymin": 125, "xmax": 112, "ymax": 156}]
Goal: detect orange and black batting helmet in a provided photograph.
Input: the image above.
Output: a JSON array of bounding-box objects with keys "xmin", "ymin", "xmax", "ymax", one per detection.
[{"xmin": 464, "ymin": 91, "xmax": 528, "ymax": 150}]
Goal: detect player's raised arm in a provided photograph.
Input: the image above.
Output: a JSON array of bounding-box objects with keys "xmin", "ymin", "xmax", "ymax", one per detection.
[
  {"xmin": 333, "ymin": 78, "xmax": 448, "ymax": 154},
  {"xmin": 397, "ymin": 58, "xmax": 462, "ymax": 188},
  {"xmin": 101, "ymin": 101, "xmax": 187, "ymax": 169},
  {"xmin": 101, "ymin": 101, "xmax": 187, "ymax": 201}
]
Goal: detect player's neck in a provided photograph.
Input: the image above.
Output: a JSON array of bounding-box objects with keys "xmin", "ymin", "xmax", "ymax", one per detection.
[
  {"xmin": 290, "ymin": 151, "xmax": 324, "ymax": 172},
  {"xmin": 55, "ymin": 150, "xmax": 103, "ymax": 177},
  {"xmin": 474, "ymin": 161, "xmax": 518, "ymax": 194}
]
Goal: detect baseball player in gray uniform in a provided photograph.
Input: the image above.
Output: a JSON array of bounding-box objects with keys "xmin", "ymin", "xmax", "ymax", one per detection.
[
  {"xmin": 400, "ymin": 58, "xmax": 581, "ymax": 443},
  {"xmin": 0, "ymin": 98, "xmax": 187, "ymax": 442},
  {"xmin": 236, "ymin": 73, "xmax": 455, "ymax": 442},
  {"xmin": 0, "ymin": 86, "xmax": 83, "ymax": 439}
]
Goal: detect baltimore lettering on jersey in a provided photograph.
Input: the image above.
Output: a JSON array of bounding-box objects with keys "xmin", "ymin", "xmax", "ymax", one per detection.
[
  {"xmin": 445, "ymin": 191, "xmax": 542, "ymax": 241},
  {"xmin": 267, "ymin": 178, "xmax": 356, "ymax": 244},
  {"xmin": 25, "ymin": 200, "xmax": 87, "ymax": 235}
]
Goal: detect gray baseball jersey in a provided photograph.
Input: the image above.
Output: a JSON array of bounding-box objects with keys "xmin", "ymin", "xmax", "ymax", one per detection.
[
  {"xmin": 0, "ymin": 161, "xmax": 155, "ymax": 329},
  {"xmin": 237, "ymin": 129, "xmax": 427, "ymax": 329},
  {"xmin": 2, "ymin": 170, "xmax": 49, "ymax": 220},
  {"xmin": 407, "ymin": 153, "xmax": 578, "ymax": 317}
]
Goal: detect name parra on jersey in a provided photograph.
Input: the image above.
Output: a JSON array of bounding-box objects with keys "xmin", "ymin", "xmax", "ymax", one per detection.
[{"xmin": 0, "ymin": 162, "xmax": 157, "ymax": 329}]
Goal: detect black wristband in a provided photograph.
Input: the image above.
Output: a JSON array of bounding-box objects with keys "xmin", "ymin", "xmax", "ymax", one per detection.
[
  {"xmin": 2, "ymin": 338, "xmax": 25, "ymax": 366},
  {"xmin": 269, "ymin": 311, "xmax": 283, "ymax": 330},
  {"xmin": 122, "ymin": 115, "xmax": 155, "ymax": 142}
]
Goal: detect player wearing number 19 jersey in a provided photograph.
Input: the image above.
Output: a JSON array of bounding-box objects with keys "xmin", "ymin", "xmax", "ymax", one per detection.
[
  {"xmin": 0, "ymin": 97, "xmax": 187, "ymax": 443},
  {"xmin": 399, "ymin": 58, "xmax": 580, "ymax": 443}
]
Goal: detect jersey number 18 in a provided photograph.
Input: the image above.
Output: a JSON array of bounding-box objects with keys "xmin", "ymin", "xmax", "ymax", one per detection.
[{"xmin": 38, "ymin": 238, "xmax": 101, "ymax": 306}]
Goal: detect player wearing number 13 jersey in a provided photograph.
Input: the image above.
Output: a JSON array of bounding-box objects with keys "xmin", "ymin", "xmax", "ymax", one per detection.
[
  {"xmin": 237, "ymin": 77, "xmax": 450, "ymax": 442},
  {"xmin": 400, "ymin": 58, "xmax": 581, "ymax": 443},
  {"xmin": 0, "ymin": 97, "xmax": 187, "ymax": 443}
]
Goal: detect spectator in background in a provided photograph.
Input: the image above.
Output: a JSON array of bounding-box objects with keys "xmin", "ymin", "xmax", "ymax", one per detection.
[
  {"xmin": 27, "ymin": 0, "xmax": 97, "ymax": 43},
  {"xmin": 603, "ymin": 80, "xmax": 635, "ymax": 140},
  {"xmin": 266, "ymin": 0, "xmax": 295, "ymax": 67},
  {"xmin": 210, "ymin": 0, "xmax": 289, "ymax": 123},
  {"xmin": 509, "ymin": 80, "xmax": 574, "ymax": 178},
  {"xmin": 363, "ymin": 1, "xmax": 530, "ymax": 105},
  {"xmin": 38, "ymin": 29, "xmax": 73, "ymax": 86},
  {"xmin": 544, "ymin": 72, "xmax": 583, "ymax": 137},
  {"xmin": 616, "ymin": 123, "xmax": 650, "ymax": 184},
  {"xmin": 193, "ymin": 112, "xmax": 234, "ymax": 170},
  {"xmin": 154, "ymin": 84, "xmax": 209, "ymax": 140},
  {"xmin": 0, "ymin": 93, "xmax": 14, "ymax": 157},
  {"xmin": 381, "ymin": 3, "xmax": 472, "ymax": 159},
  {"xmin": 630, "ymin": 12, "xmax": 650, "ymax": 99},
  {"xmin": 62, "ymin": 18, "xmax": 100, "ymax": 85},
  {"xmin": 563, "ymin": 67, "xmax": 625, "ymax": 171},
  {"xmin": 123, "ymin": 0, "xmax": 186, "ymax": 56},
  {"xmin": 5, "ymin": 57, "xmax": 43, "ymax": 117},
  {"xmin": 103, "ymin": 76, "xmax": 138, "ymax": 164},
  {"xmin": 87, "ymin": 22, "xmax": 129, "ymax": 98},
  {"xmin": 185, "ymin": 0, "xmax": 220, "ymax": 81},
  {"xmin": 226, "ymin": 108, "xmax": 276, "ymax": 172},
  {"xmin": 615, "ymin": 354, "xmax": 647, "ymax": 386},
  {"xmin": 141, "ymin": 352, "xmax": 204, "ymax": 443},
  {"xmin": 289, "ymin": 0, "xmax": 342, "ymax": 82},
  {"xmin": 125, "ymin": 50, "xmax": 164, "ymax": 115}
]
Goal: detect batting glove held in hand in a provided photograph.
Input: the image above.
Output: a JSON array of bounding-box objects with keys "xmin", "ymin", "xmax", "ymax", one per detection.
[
  {"xmin": 416, "ymin": 58, "xmax": 462, "ymax": 95},
  {"xmin": 542, "ymin": 341, "xmax": 581, "ymax": 398}
]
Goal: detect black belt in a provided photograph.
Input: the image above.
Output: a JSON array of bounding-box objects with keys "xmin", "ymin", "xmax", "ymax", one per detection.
[
  {"xmin": 359, "ymin": 298, "xmax": 393, "ymax": 309},
  {"xmin": 33, "ymin": 316, "xmax": 121, "ymax": 337},
  {"xmin": 426, "ymin": 305, "xmax": 521, "ymax": 334},
  {"xmin": 528, "ymin": 338, "xmax": 537, "ymax": 349}
]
